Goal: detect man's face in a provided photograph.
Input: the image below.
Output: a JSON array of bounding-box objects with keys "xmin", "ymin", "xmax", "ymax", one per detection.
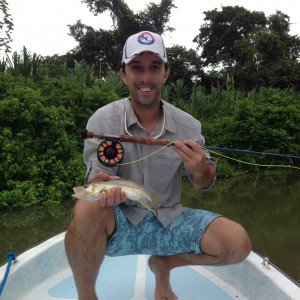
[{"xmin": 120, "ymin": 52, "xmax": 170, "ymax": 108}]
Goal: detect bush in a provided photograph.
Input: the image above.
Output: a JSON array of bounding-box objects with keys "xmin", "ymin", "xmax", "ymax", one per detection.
[{"xmin": 0, "ymin": 77, "xmax": 85, "ymax": 209}]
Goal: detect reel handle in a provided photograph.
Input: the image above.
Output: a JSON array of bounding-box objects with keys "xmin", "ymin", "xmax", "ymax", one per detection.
[
  {"xmin": 119, "ymin": 135, "xmax": 173, "ymax": 147},
  {"xmin": 83, "ymin": 130, "xmax": 173, "ymax": 147}
]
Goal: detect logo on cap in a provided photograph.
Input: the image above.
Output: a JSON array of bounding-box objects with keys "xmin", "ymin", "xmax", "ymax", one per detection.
[{"xmin": 138, "ymin": 32, "xmax": 155, "ymax": 45}]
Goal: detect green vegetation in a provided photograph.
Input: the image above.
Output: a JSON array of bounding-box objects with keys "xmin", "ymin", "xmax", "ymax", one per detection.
[
  {"xmin": 0, "ymin": 2, "xmax": 300, "ymax": 209},
  {"xmin": 0, "ymin": 0, "xmax": 13, "ymax": 53},
  {"xmin": 0, "ymin": 67, "xmax": 299, "ymax": 209}
]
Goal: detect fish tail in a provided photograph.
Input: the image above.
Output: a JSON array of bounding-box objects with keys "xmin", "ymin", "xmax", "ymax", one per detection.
[
  {"xmin": 139, "ymin": 198, "xmax": 154, "ymax": 213},
  {"xmin": 139, "ymin": 197, "xmax": 159, "ymax": 217},
  {"xmin": 149, "ymin": 192, "xmax": 160, "ymax": 210}
]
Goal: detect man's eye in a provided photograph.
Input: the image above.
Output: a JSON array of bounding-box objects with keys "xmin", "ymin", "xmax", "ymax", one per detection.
[{"xmin": 151, "ymin": 65, "xmax": 161, "ymax": 71}]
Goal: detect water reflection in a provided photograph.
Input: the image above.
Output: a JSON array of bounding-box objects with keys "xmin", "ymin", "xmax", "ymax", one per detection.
[
  {"xmin": 0, "ymin": 174, "xmax": 299, "ymax": 284},
  {"xmin": 182, "ymin": 173, "xmax": 300, "ymax": 284},
  {"xmin": 0, "ymin": 204, "xmax": 73, "ymax": 263}
]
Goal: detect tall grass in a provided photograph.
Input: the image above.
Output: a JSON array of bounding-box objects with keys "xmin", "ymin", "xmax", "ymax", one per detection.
[
  {"xmin": 6, "ymin": 46, "xmax": 42, "ymax": 80},
  {"xmin": 163, "ymin": 79, "xmax": 245, "ymax": 121}
]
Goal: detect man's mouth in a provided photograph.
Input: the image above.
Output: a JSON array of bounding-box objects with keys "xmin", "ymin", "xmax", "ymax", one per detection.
[{"xmin": 139, "ymin": 87, "xmax": 152, "ymax": 92}]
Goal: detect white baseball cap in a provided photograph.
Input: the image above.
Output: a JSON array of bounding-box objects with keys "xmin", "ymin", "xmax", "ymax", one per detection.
[{"xmin": 122, "ymin": 31, "xmax": 167, "ymax": 64}]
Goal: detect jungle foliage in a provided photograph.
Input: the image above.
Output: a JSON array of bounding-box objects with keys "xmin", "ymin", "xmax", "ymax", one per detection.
[
  {"xmin": 0, "ymin": 0, "xmax": 13, "ymax": 53},
  {"xmin": 0, "ymin": 65, "xmax": 121, "ymax": 209},
  {"xmin": 0, "ymin": 68, "xmax": 299, "ymax": 209},
  {"xmin": 65, "ymin": 2, "xmax": 300, "ymax": 91},
  {"xmin": 0, "ymin": 2, "xmax": 300, "ymax": 209}
]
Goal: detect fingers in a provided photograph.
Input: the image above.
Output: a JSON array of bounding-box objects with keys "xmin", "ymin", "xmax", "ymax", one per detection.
[
  {"xmin": 98, "ymin": 186, "xmax": 127, "ymax": 208},
  {"xmin": 88, "ymin": 172, "xmax": 126, "ymax": 208},
  {"xmin": 173, "ymin": 140, "xmax": 202, "ymax": 159},
  {"xmin": 89, "ymin": 171, "xmax": 120, "ymax": 183},
  {"xmin": 172, "ymin": 140, "xmax": 206, "ymax": 174}
]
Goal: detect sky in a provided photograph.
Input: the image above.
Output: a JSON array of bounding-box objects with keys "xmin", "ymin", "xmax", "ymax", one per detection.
[{"xmin": 5, "ymin": 0, "xmax": 300, "ymax": 57}]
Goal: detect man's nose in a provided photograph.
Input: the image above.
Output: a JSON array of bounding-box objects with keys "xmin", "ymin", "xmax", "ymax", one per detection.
[{"xmin": 139, "ymin": 69, "xmax": 152, "ymax": 82}]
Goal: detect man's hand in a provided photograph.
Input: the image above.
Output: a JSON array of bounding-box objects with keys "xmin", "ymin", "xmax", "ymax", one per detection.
[
  {"xmin": 172, "ymin": 140, "xmax": 216, "ymax": 189},
  {"xmin": 89, "ymin": 172, "xmax": 127, "ymax": 207}
]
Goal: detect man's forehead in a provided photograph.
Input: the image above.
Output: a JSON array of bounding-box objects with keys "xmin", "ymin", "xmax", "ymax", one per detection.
[{"xmin": 129, "ymin": 52, "xmax": 163, "ymax": 64}]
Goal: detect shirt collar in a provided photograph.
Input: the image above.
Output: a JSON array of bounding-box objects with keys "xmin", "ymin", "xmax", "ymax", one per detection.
[
  {"xmin": 125, "ymin": 99, "xmax": 177, "ymax": 135},
  {"xmin": 162, "ymin": 100, "xmax": 176, "ymax": 133},
  {"xmin": 125, "ymin": 99, "xmax": 139, "ymax": 128}
]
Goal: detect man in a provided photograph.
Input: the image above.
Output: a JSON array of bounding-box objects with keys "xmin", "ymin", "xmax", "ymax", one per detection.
[{"xmin": 65, "ymin": 31, "xmax": 252, "ymax": 300}]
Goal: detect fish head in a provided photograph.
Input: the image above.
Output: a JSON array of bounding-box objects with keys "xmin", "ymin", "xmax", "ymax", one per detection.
[{"xmin": 72, "ymin": 185, "xmax": 108, "ymax": 201}]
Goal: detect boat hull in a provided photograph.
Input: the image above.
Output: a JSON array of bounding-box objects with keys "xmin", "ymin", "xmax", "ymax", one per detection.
[{"xmin": 0, "ymin": 232, "xmax": 299, "ymax": 299}]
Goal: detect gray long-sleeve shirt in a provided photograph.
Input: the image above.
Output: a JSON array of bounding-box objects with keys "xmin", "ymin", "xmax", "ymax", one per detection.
[{"xmin": 83, "ymin": 98, "xmax": 215, "ymax": 227}]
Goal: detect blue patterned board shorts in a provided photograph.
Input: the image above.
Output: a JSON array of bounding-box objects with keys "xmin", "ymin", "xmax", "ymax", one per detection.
[{"xmin": 106, "ymin": 206, "xmax": 220, "ymax": 257}]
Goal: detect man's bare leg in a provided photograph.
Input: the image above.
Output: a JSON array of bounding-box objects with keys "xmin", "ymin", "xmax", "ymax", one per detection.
[
  {"xmin": 64, "ymin": 200, "xmax": 115, "ymax": 300},
  {"xmin": 148, "ymin": 217, "xmax": 252, "ymax": 300}
]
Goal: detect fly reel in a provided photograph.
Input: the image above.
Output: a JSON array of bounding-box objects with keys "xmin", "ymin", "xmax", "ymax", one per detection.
[{"xmin": 97, "ymin": 139, "xmax": 124, "ymax": 167}]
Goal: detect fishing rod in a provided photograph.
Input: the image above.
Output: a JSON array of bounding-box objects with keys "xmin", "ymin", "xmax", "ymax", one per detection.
[
  {"xmin": 83, "ymin": 129, "xmax": 300, "ymax": 167},
  {"xmin": 83, "ymin": 130, "xmax": 173, "ymax": 147},
  {"xmin": 83, "ymin": 129, "xmax": 174, "ymax": 167}
]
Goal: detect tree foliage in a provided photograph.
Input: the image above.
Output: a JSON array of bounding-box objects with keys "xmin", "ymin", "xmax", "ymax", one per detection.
[
  {"xmin": 82, "ymin": 0, "xmax": 175, "ymax": 35},
  {"xmin": 0, "ymin": 59, "xmax": 300, "ymax": 209},
  {"xmin": 68, "ymin": 0, "xmax": 176, "ymax": 76},
  {"xmin": 1, "ymin": 4, "xmax": 300, "ymax": 209},
  {"xmin": 0, "ymin": 63, "xmax": 120, "ymax": 209},
  {"xmin": 197, "ymin": 87, "xmax": 300, "ymax": 159},
  {"xmin": 166, "ymin": 45, "xmax": 204, "ymax": 88},
  {"xmin": 0, "ymin": 77, "xmax": 82, "ymax": 208},
  {"xmin": 194, "ymin": 6, "xmax": 300, "ymax": 91},
  {"xmin": 0, "ymin": 0, "xmax": 13, "ymax": 53},
  {"xmin": 194, "ymin": 6, "xmax": 267, "ymax": 68},
  {"xmin": 66, "ymin": 3, "xmax": 300, "ymax": 91}
]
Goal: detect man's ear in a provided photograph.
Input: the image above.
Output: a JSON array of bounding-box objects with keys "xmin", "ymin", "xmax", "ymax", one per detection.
[
  {"xmin": 163, "ymin": 67, "xmax": 170, "ymax": 84},
  {"xmin": 120, "ymin": 68, "xmax": 127, "ymax": 85}
]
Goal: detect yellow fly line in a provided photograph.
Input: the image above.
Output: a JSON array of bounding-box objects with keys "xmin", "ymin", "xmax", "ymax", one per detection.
[
  {"xmin": 203, "ymin": 147, "xmax": 300, "ymax": 170},
  {"xmin": 116, "ymin": 143, "xmax": 300, "ymax": 170}
]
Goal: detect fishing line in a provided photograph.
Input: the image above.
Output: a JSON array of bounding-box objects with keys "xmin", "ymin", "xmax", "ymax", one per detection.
[
  {"xmin": 115, "ymin": 143, "xmax": 173, "ymax": 166},
  {"xmin": 202, "ymin": 147, "xmax": 300, "ymax": 170},
  {"xmin": 116, "ymin": 143, "xmax": 299, "ymax": 170}
]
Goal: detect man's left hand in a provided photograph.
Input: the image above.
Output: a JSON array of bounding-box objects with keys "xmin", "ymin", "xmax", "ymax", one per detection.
[{"xmin": 172, "ymin": 140, "xmax": 216, "ymax": 188}]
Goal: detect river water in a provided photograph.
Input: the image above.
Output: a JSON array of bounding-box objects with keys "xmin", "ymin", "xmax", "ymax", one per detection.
[{"xmin": 0, "ymin": 173, "xmax": 299, "ymax": 284}]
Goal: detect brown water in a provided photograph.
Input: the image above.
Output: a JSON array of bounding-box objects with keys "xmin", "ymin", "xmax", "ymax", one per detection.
[{"xmin": 0, "ymin": 174, "xmax": 299, "ymax": 284}]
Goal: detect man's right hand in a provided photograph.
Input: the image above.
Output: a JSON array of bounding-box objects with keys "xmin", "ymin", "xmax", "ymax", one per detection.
[{"xmin": 89, "ymin": 172, "xmax": 127, "ymax": 207}]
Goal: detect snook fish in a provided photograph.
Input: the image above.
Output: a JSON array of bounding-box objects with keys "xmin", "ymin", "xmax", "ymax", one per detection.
[{"xmin": 72, "ymin": 179, "xmax": 159, "ymax": 215}]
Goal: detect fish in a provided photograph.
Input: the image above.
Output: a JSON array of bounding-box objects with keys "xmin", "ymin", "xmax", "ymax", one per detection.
[{"xmin": 72, "ymin": 179, "xmax": 160, "ymax": 215}]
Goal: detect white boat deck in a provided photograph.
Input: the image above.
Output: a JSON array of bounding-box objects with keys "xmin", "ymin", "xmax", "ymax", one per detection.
[{"xmin": 0, "ymin": 232, "xmax": 299, "ymax": 300}]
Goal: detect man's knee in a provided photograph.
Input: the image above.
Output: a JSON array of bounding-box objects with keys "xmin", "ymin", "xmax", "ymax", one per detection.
[
  {"xmin": 220, "ymin": 218, "xmax": 252, "ymax": 264},
  {"xmin": 228, "ymin": 221, "xmax": 252, "ymax": 263},
  {"xmin": 72, "ymin": 200, "xmax": 97, "ymax": 219},
  {"xmin": 69, "ymin": 200, "xmax": 115, "ymax": 235},
  {"xmin": 201, "ymin": 217, "xmax": 252, "ymax": 264}
]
